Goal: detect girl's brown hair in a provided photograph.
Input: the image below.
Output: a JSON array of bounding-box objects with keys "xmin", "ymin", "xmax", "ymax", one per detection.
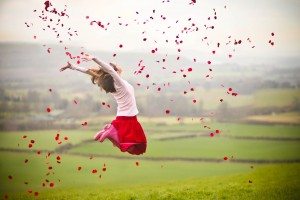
[{"xmin": 90, "ymin": 66, "xmax": 118, "ymax": 93}]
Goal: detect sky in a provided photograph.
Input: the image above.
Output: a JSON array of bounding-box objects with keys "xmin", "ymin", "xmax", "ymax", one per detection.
[{"xmin": 0, "ymin": 0, "xmax": 299, "ymax": 66}]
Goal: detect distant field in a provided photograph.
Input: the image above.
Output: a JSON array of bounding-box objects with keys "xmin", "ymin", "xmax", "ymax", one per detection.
[
  {"xmin": 244, "ymin": 112, "xmax": 300, "ymax": 124},
  {"xmin": 254, "ymin": 88, "xmax": 300, "ymax": 108}
]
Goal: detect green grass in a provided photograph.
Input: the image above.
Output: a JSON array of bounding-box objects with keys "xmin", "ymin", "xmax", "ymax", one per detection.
[
  {"xmin": 69, "ymin": 137, "xmax": 300, "ymax": 161},
  {"xmin": 1, "ymin": 122, "xmax": 300, "ymax": 199},
  {"xmin": 0, "ymin": 152, "xmax": 250, "ymax": 196},
  {"xmin": 210, "ymin": 123, "xmax": 300, "ymax": 138},
  {"xmin": 3, "ymin": 161, "xmax": 300, "ymax": 200},
  {"xmin": 1, "ymin": 123, "xmax": 300, "ymax": 161},
  {"xmin": 0, "ymin": 130, "xmax": 94, "ymax": 151},
  {"xmin": 142, "ymin": 122, "xmax": 300, "ymax": 139}
]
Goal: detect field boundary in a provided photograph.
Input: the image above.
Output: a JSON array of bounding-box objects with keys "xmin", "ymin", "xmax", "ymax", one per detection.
[
  {"xmin": 1, "ymin": 147, "xmax": 300, "ymax": 164},
  {"xmin": 153, "ymin": 133, "xmax": 300, "ymax": 141}
]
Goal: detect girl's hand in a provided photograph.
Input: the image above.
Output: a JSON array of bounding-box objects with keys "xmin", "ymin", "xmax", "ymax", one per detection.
[
  {"xmin": 59, "ymin": 62, "xmax": 73, "ymax": 72},
  {"xmin": 82, "ymin": 54, "xmax": 96, "ymax": 62}
]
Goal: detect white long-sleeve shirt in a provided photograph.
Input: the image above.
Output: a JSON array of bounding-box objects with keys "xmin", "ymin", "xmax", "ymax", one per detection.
[{"xmin": 91, "ymin": 57, "xmax": 139, "ymax": 116}]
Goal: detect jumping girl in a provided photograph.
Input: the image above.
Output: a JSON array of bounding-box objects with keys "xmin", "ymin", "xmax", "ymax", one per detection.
[{"xmin": 59, "ymin": 54, "xmax": 147, "ymax": 155}]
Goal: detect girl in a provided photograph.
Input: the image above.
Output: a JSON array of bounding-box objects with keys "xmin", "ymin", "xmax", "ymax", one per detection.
[{"xmin": 59, "ymin": 54, "xmax": 147, "ymax": 155}]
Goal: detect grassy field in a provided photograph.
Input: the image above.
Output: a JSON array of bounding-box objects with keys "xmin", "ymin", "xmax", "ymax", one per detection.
[
  {"xmin": 253, "ymin": 89, "xmax": 300, "ymax": 108},
  {"xmin": 2, "ymin": 158, "xmax": 299, "ymax": 199},
  {"xmin": 0, "ymin": 121, "xmax": 300, "ymax": 199}
]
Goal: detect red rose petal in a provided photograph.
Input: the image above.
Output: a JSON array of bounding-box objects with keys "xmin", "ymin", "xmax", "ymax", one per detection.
[
  {"xmin": 25, "ymin": 159, "xmax": 29, "ymax": 163},
  {"xmin": 28, "ymin": 144, "xmax": 33, "ymax": 148},
  {"xmin": 92, "ymin": 169, "xmax": 97, "ymax": 173},
  {"xmin": 216, "ymin": 130, "xmax": 220, "ymax": 134},
  {"xmin": 207, "ymin": 61, "xmax": 211, "ymax": 64},
  {"xmin": 210, "ymin": 133, "xmax": 214, "ymax": 137},
  {"xmin": 64, "ymin": 137, "xmax": 68, "ymax": 140},
  {"xmin": 47, "ymin": 108, "xmax": 51, "ymax": 112},
  {"xmin": 82, "ymin": 122, "xmax": 87, "ymax": 126},
  {"xmin": 78, "ymin": 166, "xmax": 82, "ymax": 171},
  {"xmin": 224, "ymin": 156, "xmax": 228, "ymax": 160},
  {"xmin": 30, "ymin": 140, "xmax": 35, "ymax": 144},
  {"xmin": 23, "ymin": 135, "xmax": 27, "ymax": 139},
  {"xmin": 50, "ymin": 183, "xmax": 54, "ymax": 187},
  {"xmin": 34, "ymin": 192, "xmax": 39, "ymax": 196},
  {"xmin": 165, "ymin": 110, "xmax": 170, "ymax": 114},
  {"xmin": 8, "ymin": 175, "xmax": 12, "ymax": 180},
  {"xmin": 193, "ymin": 99, "xmax": 197, "ymax": 103},
  {"xmin": 119, "ymin": 44, "xmax": 123, "ymax": 48},
  {"xmin": 102, "ymin": 167, "xmax": 106, "ymax": 172},
  {"xmin": 74, "ymin": 100, "xmax": 78, "ymax": 104},
  {"xmin": 187, "ymin": 67, "xmax": 192, "ymax": 72},
  {"xmin": 56, "ymin": 156, "xmax": 61, "ymax": 160},
  {"xmin": 136, "ymin": 162, "xmax": 139, "ymax": 166}
]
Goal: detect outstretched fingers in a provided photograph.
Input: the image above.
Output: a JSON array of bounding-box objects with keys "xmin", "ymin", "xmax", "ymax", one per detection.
[
  {"xmin": 81, "ymin": 54, "xmax": 95, "ymax": 62},
  {"xmin": 59, "ymin": 62, "xmax": 71, "ymax": 72}
]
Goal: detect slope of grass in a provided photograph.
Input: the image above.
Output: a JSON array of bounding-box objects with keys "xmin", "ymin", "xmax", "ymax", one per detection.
[
  {"xmin": 0, "ymin": 152, "xmax": 250, "ymax": 196},
  {"xmin": 5, "ymin": 163, "xmax": 300, "ymax": 200}
]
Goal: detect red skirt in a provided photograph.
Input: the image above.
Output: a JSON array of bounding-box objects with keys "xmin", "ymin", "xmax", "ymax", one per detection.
[{"xmin": 111, "ymin": 116, "xmax": 147, "ymax": 155}]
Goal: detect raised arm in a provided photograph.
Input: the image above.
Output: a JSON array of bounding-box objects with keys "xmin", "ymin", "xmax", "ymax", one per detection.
[
  {"xmin": 82, "ymin": 55, "xmax": 124, "ymax": 86},
  {"xmin": 59, "ymin": 62, "xmax": 100, "ymax": 77}
]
